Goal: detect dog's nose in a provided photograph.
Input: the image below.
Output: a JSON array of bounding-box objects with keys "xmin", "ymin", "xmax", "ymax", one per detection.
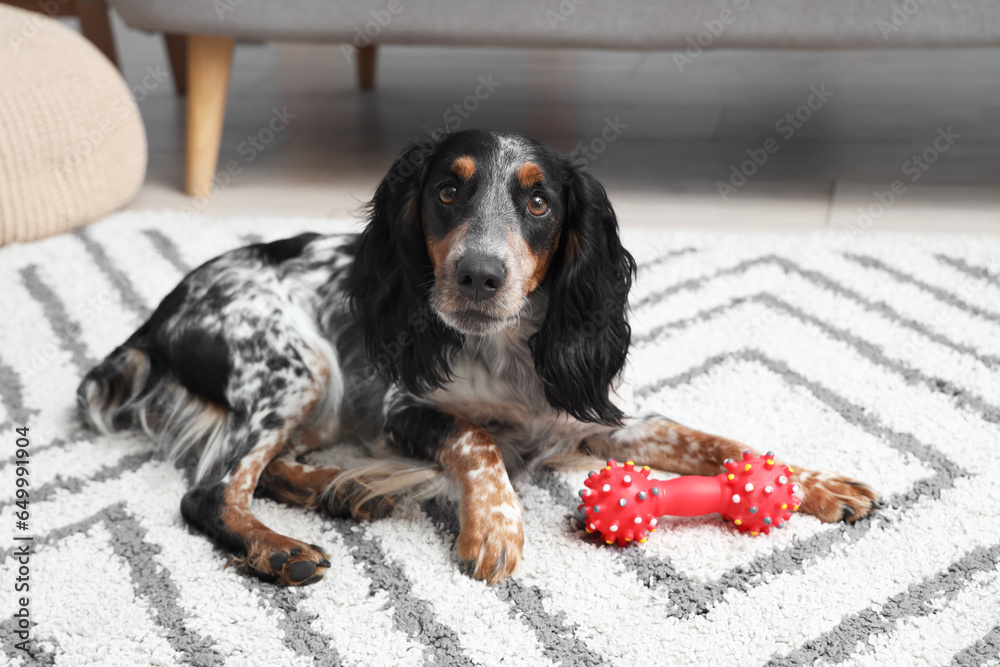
[{"xmin": 455, "ymin": 255, "xmax": 507, "ymax": 301}]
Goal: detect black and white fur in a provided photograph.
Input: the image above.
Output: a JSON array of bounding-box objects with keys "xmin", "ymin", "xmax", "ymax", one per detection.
[{"xmin": 79, "ymin": 130, "xmax": 878, "ymax": 586}]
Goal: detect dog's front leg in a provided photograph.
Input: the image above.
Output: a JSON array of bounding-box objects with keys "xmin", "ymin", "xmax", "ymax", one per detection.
[
  {"xmin": 438, "ymin": 419, "xmax": 524, "ymax": 584},
  {"xmin": 386, "ymin": 403, "xmax": 524, "ymax": 584},
  {"xmin": 584, "ymin": 416, "xmax": 879, "ymax": 524}
]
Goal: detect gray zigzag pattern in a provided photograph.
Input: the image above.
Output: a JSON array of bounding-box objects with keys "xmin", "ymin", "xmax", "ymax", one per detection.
[
  {"xmin": 935, "ymin": 253, "xmax": 1000, "ymax": 286},
  {"xmin": 19, "ymin": 265, "xmax": 97, "ymax": 371},
  {"xmin": 633, "ymin": 254, "xmax": 1000, "ymax": 368},
  {"xmin": 3, "ymin": 228, "xmax": 997, "ymax": 666},
  {"xmin": 538, "ymin": 347, "xmax": 967, "ymax": 611},
  {"xmin": 248, "ymin": 582, "xmax": 343, "ymax": 666},
  {"xmin": 420, "ymin": 498, "xmax": 610, "ymax": 667},
  {"xmin": 0, "ymin": 357, "xmax": 33, "ymax": 434},
  {"xmin": 843, "ymin": 252, "xmax": 1000, "ymax": 324},
  {"xmin": 633, "ymin": 292, "xmax": 999, "ymax": 424},
  {"xmin": 2, "ymin": 503, "xmax": 225, "ymax": 666},
  {"xmin": 765, "ymin": 543, "xmax": 1000, "ymax": 667},
  {"xmin": 948, "ymin": 623, "xmax": 1000, "ymax": 667},
  {"xmin": 331, "ymin": 518, "xmax": 474, "ymax": 666}
]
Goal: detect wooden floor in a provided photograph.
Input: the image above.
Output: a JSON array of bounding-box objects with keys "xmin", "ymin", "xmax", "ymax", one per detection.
[{"xmin": 105, "ymin": 13, "xmax": 1000, "ymax": 233}]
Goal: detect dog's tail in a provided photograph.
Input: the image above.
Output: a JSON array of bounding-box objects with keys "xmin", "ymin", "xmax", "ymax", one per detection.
[
  {"xmin": 77, "ymin": 342, "xmax": 160, "ymax": 435},
  {"xmin": 77, "ymin": 340, "xmax": 228, "ymax": 468}
]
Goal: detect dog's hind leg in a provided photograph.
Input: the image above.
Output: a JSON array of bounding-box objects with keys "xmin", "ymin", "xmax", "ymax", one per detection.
[
  {"xmin": 583, "ymin": 416, "xmax": 879, "ymax": 525},
  {"xmin": 181, "ymin": 343, "xmax": 340, "ymax": 586}
]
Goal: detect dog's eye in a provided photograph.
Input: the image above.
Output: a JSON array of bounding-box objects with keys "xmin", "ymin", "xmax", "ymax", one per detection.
[
  {"xmin": 528, "ymin": 194, "xmax": 548, "ymax": 216},
  {"xmin": 439, "ymin": 184, "xmax": 458, "ymax": 204}
]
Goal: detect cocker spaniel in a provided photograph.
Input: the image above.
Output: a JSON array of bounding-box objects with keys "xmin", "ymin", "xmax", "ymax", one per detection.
[{"xmin": 79, "ymin": 129, "xmax": 878, "ymax": 586}]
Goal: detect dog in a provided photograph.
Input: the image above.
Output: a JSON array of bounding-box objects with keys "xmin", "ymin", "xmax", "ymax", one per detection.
[{"xmin": 78, "ymin": 129, "xmax": 879, "ymax": 586}]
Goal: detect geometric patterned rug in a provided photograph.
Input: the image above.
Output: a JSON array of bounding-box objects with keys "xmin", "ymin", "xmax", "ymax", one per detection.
[{"xmin": 1, "ymin": 212, "xmax": 998, "ymax": 666}]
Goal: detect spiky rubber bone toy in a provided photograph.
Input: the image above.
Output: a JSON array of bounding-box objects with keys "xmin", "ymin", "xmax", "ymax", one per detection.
[{"xmin": 578, "ymin": 450, "xmax": 801, "ymax": 545}]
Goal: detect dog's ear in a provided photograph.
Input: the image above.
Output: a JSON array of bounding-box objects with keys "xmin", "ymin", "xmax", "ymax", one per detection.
[
  {"xmin": 530, "ymin": 165, "xmax": 636, "ymax": 426},
  {"xmin": 346, "ymin": 140, "xmax": 460, "ymax": 394}
]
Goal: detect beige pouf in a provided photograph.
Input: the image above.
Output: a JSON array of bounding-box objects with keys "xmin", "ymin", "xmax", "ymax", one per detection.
[{"xmin": 0, "ymin": 4, "xmax": 147, "ymax": 245}]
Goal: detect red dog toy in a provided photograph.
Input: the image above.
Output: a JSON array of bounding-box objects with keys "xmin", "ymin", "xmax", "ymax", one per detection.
[{"xmin": 578, "ymin": 450, "xmax": 801, "ymax": 545}]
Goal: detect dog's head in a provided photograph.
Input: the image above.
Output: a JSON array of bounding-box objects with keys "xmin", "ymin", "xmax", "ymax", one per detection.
[{"xmin": 347, "ymin": 130, "xmax": 635, "ymax": 425}]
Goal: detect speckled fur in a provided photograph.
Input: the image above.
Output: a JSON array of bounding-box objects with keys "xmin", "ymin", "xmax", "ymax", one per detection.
[{"xmin": 78, "ymin": 130, "xmax": 879, "ymax": 586}]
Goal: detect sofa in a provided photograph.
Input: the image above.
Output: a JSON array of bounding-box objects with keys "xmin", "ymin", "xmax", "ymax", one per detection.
[{"xmin": 105, "ymin": 0, "xmax": 1000, "ymax": 197}]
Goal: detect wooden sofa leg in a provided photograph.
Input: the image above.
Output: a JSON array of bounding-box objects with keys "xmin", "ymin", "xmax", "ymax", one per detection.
[
  {"xmin": 357, "ymin": 45, "xmax": 377, "ymax": 90},
  {"xmin": 164, "ymin": 34, "xmax": 188, "ymax": 96},
  {"xmin": 75, "ymin": 0, "xmax": 118, "ymax": 68},
  {"xmin": 185, "ymin": 35, "xmax": 235, "ymax": 197}
]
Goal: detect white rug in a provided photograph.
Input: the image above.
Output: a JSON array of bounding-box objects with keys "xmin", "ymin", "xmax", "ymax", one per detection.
[{"xmin": 1, "ymin": 212, "xmax": 999, "ymax": 667}]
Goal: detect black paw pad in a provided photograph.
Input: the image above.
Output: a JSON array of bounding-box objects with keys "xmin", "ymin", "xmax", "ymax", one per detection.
[
  {"xmin": 268, "ymin": 552, "xmax": 290, "ymax": 572},
  {"xmin": 290, "ymin": 547, "xmax": 301, "ymax": 557},
  {"xmin": 318, "ymin": 557, "xmax": 331, "ymax": 568},
  {"xmin": 287, "ymin": 560, "xmax": 318, "ymax": 582},
  {"xmin": 842, "ymin": 505, "xmax": 856, "ymax": 519},
  {"xmin": 301, "ymin": 574, "xmax": 324, "ymax": 586}
]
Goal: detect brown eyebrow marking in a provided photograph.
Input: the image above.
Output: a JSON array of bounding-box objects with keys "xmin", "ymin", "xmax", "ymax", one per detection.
[
  {"xmin": 517, "ymin": 163, "xmax": 544, "ymax": 187},
  {"xmin": 450, "ymin": 156, "xmax": 476, "ymax": 181}
]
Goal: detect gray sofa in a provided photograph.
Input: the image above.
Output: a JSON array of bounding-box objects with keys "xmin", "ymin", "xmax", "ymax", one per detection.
[{"xmin": 106, "ymin": 0, "xmax": 1000, "ymax": 196}]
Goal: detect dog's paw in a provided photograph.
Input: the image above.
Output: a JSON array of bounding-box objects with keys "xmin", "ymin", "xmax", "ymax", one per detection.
[
  {"xmin": 794, "ymin": 470, "xmax": 879, "ymax": 523},
  {"xmin": 235, "ymin": 535, "xmax": 331, "ymax": 586},
  {"xmin": 456, "ymin": 502, "xmax": 524, "ymax": 585}
]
